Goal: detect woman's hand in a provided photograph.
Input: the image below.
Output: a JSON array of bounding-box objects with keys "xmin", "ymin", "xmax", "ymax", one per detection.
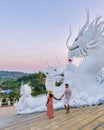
[{"xmin": 59, "ymin": 98, "xmax": 61, "ymax": 100}]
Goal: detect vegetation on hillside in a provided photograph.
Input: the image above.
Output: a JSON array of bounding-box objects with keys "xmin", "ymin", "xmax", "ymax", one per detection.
[{"xmin": 0, "ymin": 71, "xmax": 46, "ymax": 105}]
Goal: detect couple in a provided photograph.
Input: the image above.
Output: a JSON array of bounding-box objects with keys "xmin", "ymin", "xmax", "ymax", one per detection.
[{"xmin": 46, "ymin": 83, "xmax": 71, "ymax": 119}]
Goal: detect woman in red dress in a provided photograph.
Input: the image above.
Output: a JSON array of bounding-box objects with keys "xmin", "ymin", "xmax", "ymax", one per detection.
[{"xmin": 46, "ymin": 90, "xmax": 59, "ymax": 119}]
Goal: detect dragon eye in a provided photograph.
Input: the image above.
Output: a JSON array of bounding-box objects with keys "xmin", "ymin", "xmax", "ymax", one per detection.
[{"xmin": 75, "ymin": 37, "xmax": 78, "ymax": 41}]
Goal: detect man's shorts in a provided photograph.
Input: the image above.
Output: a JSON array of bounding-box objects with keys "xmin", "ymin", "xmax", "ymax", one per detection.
[{"xmin": 63, "ymin": 98, "xmax": 69, "ymax": 105}]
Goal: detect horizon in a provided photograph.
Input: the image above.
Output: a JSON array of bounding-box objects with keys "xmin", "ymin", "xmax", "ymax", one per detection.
[{"xmin": 0, "ymin": 0, "xmax": 104, "ymax": 73}]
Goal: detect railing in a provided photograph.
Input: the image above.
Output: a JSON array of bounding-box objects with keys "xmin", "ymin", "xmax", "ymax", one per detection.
[{"xmin": 0, "ymin": 98, "xmax": 18, "ymax": 107}]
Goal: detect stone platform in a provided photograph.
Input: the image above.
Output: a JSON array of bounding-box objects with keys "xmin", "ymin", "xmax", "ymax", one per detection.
[{"xmin": 0, "ymin": 105, "xmax": 104, "ymax": 130}]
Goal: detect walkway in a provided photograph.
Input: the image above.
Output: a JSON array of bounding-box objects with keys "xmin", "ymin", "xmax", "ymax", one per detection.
[{"xmin": 0, "ymin": 105, "xmax": 104, "ymax": 130}]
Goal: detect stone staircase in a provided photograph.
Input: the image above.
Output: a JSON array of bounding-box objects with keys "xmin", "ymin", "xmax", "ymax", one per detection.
[{"xmin": 0, "ymin": 105, "xmax": 104, "ymax": 130}]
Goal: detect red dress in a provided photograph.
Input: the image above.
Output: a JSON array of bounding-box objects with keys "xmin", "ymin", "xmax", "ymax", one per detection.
[{"xmin": 46, "ymin": 95, "xmax": 54, "ymax": 118}]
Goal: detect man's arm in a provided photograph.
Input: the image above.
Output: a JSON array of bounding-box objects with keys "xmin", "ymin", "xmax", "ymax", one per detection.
[{"xmin": 59, "ymin": 94, "xmax": 64, "ymax": 100}]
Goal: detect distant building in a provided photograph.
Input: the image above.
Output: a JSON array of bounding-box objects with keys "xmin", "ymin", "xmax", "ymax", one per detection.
[{"xmin": 1, "ymin": 89, "xmax": 13, "ymax": 94}]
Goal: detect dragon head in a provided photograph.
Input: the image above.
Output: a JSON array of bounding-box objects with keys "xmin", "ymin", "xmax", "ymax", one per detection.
[
  {"xmin": 20, "ymin": 84, "xmax": 32, "ymax": 97},
  {"xmin": 44, "ymin": 66, "xmax": 64, "ymax": 78},
  {"xmin": 66, "ymin": 9, "xmax": 104, "ymax": 59}
]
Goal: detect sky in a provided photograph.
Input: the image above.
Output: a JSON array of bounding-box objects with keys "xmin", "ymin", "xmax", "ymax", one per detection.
[{"xmin": 0, "ymin": 0, "xmax": 104, "ymax": 73}]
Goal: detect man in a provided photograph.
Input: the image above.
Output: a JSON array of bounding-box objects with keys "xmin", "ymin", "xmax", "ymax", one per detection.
[{"xmin": 59, "ymin": 83, "xmax": 71, "ymax": 114}]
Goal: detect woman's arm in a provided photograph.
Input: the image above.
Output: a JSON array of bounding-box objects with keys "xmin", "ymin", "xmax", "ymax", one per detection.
[
  {"xmin": 46, "ymin": 98, "xmax": 49, "ymax": 106},
  {"xmin": 53, "ymin": 95, "xmax": 60, "ymax": 100}
]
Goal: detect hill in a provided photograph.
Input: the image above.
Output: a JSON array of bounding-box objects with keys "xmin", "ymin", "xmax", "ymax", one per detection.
[{"xmin": 0, "ymin": 70, "xmax": 29, "ymax": 80}]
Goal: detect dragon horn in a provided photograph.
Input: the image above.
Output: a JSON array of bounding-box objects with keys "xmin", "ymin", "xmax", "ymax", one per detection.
[
  {"xmin": 78, "ymin": 8, "xmax": 89, "ymax": 36},
  {"xmin": 66, "ymin": 24, "xmax": 72, "ymax": 49}
]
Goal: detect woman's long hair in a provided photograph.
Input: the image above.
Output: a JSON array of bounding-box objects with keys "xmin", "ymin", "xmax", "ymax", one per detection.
[{"xmin": 49, "ymin": 94, "xmax": 53, "ymax": 98}]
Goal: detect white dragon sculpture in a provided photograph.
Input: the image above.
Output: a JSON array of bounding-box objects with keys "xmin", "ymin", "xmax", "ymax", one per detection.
[
  {"xmin": 44, "ymin": 64, "xmax": 78, "ymax": 94},
  {"xmin": 66, "ymin": 9, "xmax": 104, "ymax": 100},
  {"xmin": 43, "ymin": 66, "xmax": 64, "ymax": 97},
  {"xmin": 43, "ymin": 10, "xmax": 104, "ymax": 106},
  {"xmin": 14, "ymin": 83, "xmax": 48, "ymax": 113}
]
